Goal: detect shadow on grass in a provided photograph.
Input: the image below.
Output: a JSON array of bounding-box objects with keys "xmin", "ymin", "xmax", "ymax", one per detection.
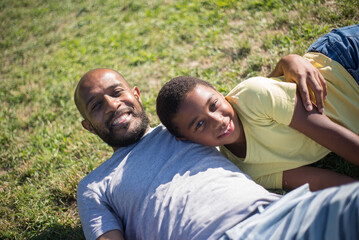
[
  {"xmin": 312, "ymin": 152, "xmax": 359, "ymax": 179},
  {"xmin": 29, "ymin": 224, "xmax": 85, "ymax": 240}
]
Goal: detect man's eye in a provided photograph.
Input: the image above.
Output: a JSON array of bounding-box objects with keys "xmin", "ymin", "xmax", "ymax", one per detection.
[
  {"xmin": 196, "ymin": 121, "xmax": 204, "ymax": 130},
  {"xmin": 92, "ymin": 102, "xmax": 101, "ymax": 111},
  {"xmin": 113, "ymin": 90, "xmax": 123, "ymax": 96}
]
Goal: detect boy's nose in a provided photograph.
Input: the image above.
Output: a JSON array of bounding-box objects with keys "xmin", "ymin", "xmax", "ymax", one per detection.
[
  {"xmin": 104, "ymin": 95, "xmax": 120, "ymax": 113},
  {"xmin": 210, "ymin": 113, "xmax": 225, "ymax": 129}
]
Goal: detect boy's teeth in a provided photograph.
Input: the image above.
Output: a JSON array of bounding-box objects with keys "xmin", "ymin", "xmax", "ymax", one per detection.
[{"xmin": 223, "ymin": 123, "xmax": 230, "ymax": 134}]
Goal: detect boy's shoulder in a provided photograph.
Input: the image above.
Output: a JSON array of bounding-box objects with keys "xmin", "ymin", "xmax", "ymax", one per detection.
[{"xmin": 228, "ymin": 76, "xmax": 295, "ymax": 97}]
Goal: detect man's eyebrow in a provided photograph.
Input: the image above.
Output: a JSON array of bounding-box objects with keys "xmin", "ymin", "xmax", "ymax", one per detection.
[
  {"xmin": 187, "ymin": 94, "xmax": 213, "ymax": 130},
  {"xmin": 85, "ymin": 95, "xmax": 97, "ymax": 110},
  {"xmin": 108, "ymin": 83, "xmax": 123, "ymax": 89},
  {"xmin": 85, "ymin": 83, "xmax": 123, "ymax": 109}
]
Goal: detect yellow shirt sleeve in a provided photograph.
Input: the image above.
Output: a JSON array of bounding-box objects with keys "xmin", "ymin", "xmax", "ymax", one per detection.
[
  {"xmin": 253, "ymin": 172, "xmax": 283, "ymax": 190},
  {"xmin": 227, "ymin": 77, "xmax": 296, "ymax": 126}
]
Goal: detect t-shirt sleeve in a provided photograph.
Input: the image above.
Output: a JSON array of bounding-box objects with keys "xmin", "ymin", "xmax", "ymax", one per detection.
[
  {"xmin": 227, "ymin": 77, "xmax": 297, "ymax": 126},
  {"xmin": 253, "ymin": 171, "xmax": 283, "ymax": 189},
  {"xmin": 77, "ymin": 182, "xmax": 124, "ymax": 240}
]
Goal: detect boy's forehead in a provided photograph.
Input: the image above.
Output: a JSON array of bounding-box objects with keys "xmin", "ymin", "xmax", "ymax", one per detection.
[
  {"xmin": 190, "ymin": 84, "xmax": 216, "ymax": 101},
  {"xmin": 180, "ymin": 87, "xmax": 211, "ymax": 110}
]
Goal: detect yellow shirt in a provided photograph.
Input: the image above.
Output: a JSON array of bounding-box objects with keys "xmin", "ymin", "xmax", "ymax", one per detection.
[{"xmin": 220, "ymin": 53, "xmax": 359, "ymax": 189}]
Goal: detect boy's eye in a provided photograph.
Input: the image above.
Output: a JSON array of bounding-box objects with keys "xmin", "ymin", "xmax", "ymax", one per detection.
[
  {"xmin": 209, "ymin": 100, "xmax": 218, "ymax": 112},
  {"xmin": 196, "ymin": 120, "xmax": 204, "ymax": 130}
]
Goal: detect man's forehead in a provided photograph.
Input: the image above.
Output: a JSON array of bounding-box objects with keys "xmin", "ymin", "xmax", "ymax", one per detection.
[
  {"xmin": 80, "ymin": 74, "xmax": 127, "ymax": 94},
  {"xmin": 78, "ymin": 73, "xmax": 127, "ymax": 106},
  {"xmin": 87, "ymin": 71, "xmax": 124, "ymax": 86},
  {"xmin": 100, "ymin": 72, "xmax": 122, "ymax": 83}
]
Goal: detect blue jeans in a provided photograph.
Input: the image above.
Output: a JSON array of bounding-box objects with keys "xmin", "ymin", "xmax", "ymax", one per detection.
[
  {"xmin": 307, "ymin": 24, "xmax": 359, "ymax": 84},
  {"xmin": 220, "ymin": 182, "xmax": 359, "ymax": 240}
]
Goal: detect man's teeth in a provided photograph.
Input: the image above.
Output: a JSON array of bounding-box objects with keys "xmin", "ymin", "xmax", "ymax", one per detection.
[{"xmin": 113, "ymin": 113, "xmax": 130, "ymax": 125}]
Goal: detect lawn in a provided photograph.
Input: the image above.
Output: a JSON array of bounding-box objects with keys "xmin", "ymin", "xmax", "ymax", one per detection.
[{"xmin": 1, "ymin": 0, "xmax": 358, "ymax": 239}]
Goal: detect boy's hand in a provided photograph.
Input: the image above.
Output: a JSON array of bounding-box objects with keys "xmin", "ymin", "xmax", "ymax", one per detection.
[{"xmin": 269, "ymin": 54, "xmax": 327, "ymax": 113}]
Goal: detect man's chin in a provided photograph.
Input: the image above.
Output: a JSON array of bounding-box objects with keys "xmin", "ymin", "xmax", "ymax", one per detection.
[
  {"xmin": 102, "ymin": 123, "xmax": 148, "ymax": 148},
  {"xmin": 95, "ymin": 109, "xmax": 150, "ymax": 148}
]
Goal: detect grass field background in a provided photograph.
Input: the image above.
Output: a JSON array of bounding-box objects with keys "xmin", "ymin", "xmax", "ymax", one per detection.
[{"xmin": 1, "ymin": 0, "xmax": 359, "ymax": 239}]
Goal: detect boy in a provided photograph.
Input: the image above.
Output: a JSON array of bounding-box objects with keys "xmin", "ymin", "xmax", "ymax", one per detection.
[{"xmin": 156, "ymin": 26, "xmax": 359, "ymax": 190}]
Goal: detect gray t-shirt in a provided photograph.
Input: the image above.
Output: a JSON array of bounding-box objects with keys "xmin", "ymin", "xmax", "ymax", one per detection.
[{"xmin": 77, "ymin": 125, "xmax": 280, "ymax": 240}]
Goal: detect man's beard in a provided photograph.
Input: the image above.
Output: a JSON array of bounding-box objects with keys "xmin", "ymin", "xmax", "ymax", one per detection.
[{"xmin": 93, "ymin": 104, "xmax": 150, "ymax": 148}]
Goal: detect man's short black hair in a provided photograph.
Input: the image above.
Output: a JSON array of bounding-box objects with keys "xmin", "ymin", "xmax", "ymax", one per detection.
[{"xmin": 156, "ymin": 76, "xmax": 215, "ymax": 138}]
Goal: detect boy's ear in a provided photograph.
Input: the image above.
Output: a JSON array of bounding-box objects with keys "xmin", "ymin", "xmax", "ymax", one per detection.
[{"xmin": 81, "ymin": 119, "xmax": 96, "ymax": 134}]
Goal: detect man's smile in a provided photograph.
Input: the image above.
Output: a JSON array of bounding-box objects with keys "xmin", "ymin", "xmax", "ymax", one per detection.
[
  {"xmin": 111, "ymin": 112, "xmax": 131, "ymax": 127},
  {"xmin": 108, "ymin": 109, "xmax": 134, "ymax": 130}
]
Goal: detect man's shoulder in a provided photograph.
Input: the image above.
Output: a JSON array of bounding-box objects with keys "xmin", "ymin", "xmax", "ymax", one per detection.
[
  {"xmin": 76, "ymin": 124, "xmax": 229, "ymax": 192},
  {"xmin": 76, "ymin": 125, "xmax": 174, "ymax": 187}
]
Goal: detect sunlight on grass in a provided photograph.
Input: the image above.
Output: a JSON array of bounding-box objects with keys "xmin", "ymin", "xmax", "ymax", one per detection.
[{"xmin": 1, "ymin": 0, "xmax": 358, "ymax": 238}]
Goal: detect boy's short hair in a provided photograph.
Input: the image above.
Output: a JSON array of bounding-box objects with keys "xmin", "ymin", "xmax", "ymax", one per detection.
[{"xmin": 156, "ymin": 76, "xmax": 215, "ymax": 138}]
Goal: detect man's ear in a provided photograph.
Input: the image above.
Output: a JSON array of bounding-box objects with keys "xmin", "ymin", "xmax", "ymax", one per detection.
[
  {"xmin": 132, "ymin": 86, "xmax": 142, "ymax": 103},
  {"xmin": 81, "ymin": 119, "xmax": 96, "ymax": 134}
]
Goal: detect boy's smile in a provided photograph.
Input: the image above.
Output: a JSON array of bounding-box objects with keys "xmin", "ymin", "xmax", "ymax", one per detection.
[{"xmin": 172, "ymin": 84, "xmax": 242, "ymax": 147}]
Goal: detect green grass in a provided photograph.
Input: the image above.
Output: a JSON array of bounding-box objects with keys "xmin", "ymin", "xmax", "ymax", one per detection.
[{"xmin": 1, "ymin": 0, "xmax": 359, "ymax": 238}]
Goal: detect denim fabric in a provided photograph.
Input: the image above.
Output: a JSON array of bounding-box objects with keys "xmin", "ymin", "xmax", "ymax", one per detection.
[
  {"xmin": 219, "ymin": 182, "xmax": 359, "ymax": 240},
  {"xmin": 307, "ymin": 24, "xmax": 359, "ymax": 84}
]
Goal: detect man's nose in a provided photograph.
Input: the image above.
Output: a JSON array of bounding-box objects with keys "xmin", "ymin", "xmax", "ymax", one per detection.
[{"xmin": 104, "ymin": 95, "xmax": 120, "ymax": 113}]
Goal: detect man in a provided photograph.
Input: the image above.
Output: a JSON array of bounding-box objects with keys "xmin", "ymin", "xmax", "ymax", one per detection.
[
  {"xmin": 75, "ymin": 68, "xmax": 280, "ymax": 240},
  {"xmin": 75, "ymin": 61, "xmax": 358, "ymax": 239}
]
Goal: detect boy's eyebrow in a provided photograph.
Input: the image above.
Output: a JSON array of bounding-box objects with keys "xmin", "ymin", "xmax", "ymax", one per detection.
[
  {"xmin": 188, "ymin": 116, "xmax": 198, "ymax": 129},
  {"xmin": 187, "ymin": 94, "xmax": 213, "ymax": 130}
]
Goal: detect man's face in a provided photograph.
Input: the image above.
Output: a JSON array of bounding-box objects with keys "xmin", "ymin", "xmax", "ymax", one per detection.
[{"xmin": 77, "ymin": 70, "xmax": 149, "ymax": 149}]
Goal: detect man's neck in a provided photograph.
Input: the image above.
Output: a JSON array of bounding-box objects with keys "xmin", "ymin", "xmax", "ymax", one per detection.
[{"xmin": 112, "ymin": 125, "xmax": 151, "ymax": 152}]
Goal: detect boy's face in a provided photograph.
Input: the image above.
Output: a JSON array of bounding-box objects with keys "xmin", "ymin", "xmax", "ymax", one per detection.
[{"xmin": 172, "ymin": 84, "xmax": 241, "ymax": 147}]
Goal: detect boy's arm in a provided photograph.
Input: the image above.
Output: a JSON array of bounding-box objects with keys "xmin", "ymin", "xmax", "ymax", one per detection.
[
  {"xmin": 283, "ymin": 166, "xmax": 356, "ymax": 191},
  {"xmin": 269, "ymin": 54, "xmax": 327, "ymax": 113},
  {"xmin": 289, "ymin": 91, "xmax": 359, "ymax": 166}
]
